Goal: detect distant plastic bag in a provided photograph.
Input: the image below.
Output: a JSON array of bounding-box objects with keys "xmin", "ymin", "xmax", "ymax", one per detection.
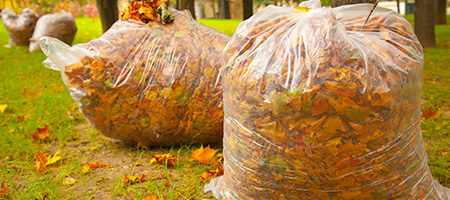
[
  {"xmin": 29, "ymin": 11, "xmax": 77, "ymax": 52},
  {"xmin": 206, "ymin": 0, "xmax": 450, "ymax": 199},
  {"xmin": 40, "ymin": 9, "xmax": 229, "ymax": 146},
  {"xmin": 1, "ymin": 8, "xmax": 39, "ymax": 46}
]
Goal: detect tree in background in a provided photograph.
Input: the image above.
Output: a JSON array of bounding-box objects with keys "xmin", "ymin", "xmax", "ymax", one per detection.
[
  {"xmin": 243, "ymin": 0, "xmax": 252, "ymax": 19},
  {"xmin": 96, "ymin": 0, "xmax": 118, "ymax": 33},
  {"xmin": 435, "ymin": 0, "xmax": 447, "ymax": 25},
  {"xmin": 331, "ymin": 0, "xmax": 376, "ymax": 7},
  {"xmin": 415, "ymin": 0, "xmax": 436, "ymax": 47},
  {"xmin": 178, "ymin": 0, "xmax": 196, "ymax": 18},
  {"xmin": 219, "ymin": 0, "xmax": 230, "ymax": 19}
]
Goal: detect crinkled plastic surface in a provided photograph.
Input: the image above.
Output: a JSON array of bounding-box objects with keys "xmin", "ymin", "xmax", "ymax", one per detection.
[
  {"xmin": 206, "ymin": 1, "xmax": 450, "ymax": 199},
  {"xmin": 1, "ymin": 8, "xmax": 39, "ymax": 46},
  {"xmin": 40, "ymin": 10, "xmax": 229, "ymax": 146},
  {"xmin": 29, "ymin": 11, "xmax": 77, "ymax": 52}
]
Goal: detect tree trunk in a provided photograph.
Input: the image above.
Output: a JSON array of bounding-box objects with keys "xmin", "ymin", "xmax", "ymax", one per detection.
[
  {"xmin": 96, "ymin": 0, "xmax": 119, "ymax": 33},
  {"xmin": 435, "ymin": 0, "xmax": 447, "ymax": 24},
  {"xmin": 243, "ymin": 0, "xmax": 253, "ymax": 20},
  {"xmin": 396, "ymin": 0, "xmax": 400, "ymax": 13},
  {"xmin": 415, "ymin": 0, "xmax": 436, "ymax": 47},
  {"xmin": 179, "ymin": 0, "xmax": 196, "ymax": 19},
  {"xmin": 331, "ymin": 0, "xmax": 376, "ymax": 7},
  {"xmin": 219, "ymin": 0, "xmax": 230, "ymax": 19}
]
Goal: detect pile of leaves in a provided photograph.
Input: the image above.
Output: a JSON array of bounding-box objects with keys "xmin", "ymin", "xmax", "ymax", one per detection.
[
  {"xmin": 0, "ymin": 8, "xmax": 39, "ymax": 46},
  {"xmin": 60, "ymin": 5, "xmax": 229, "ymax": 146},
  {"xmin": 209, "ymin": 3, "xmax": 450, "ymax": 200},
  {"xmin": 121, "ymin": 0, "xmax": 174, "ymax": 24}
]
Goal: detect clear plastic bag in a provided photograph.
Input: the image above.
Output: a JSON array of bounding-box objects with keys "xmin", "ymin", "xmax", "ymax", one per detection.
[
  {"xmin": 40, "ymin": 10, "xmax": 229, "ymax": 146},
  {"xmin": 206, "ymin": 0, "xmax": 450, "ymax": 199},
  {"xmin": 1, "ymin": 8, "xmax": 39, "ymax": 46},
  {"xmin": 29, "ymin": 10, "xmax": 77, "ymax": 52}
]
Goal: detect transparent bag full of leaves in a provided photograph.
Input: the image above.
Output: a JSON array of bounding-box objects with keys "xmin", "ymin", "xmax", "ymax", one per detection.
[
  {"xmin": 0, "ymin": 7, "xmax": 39, "ymax": 46},
  {"xmin": 205, "ymin": 0, "xmax": 450, "ymax": 199},
  {"xmin": 29, "ymin": 10, "xmax": 77, "ymax": 52},
  {"xmin": 39, "ymin": 2, "xmax": 229, "ymax": 146}
]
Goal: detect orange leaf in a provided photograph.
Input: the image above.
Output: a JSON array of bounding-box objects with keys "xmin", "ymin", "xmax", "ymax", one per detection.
[
  {"xmin": 89, "ymin": 161, "xmax": 106, "ymax": 168},
  {"xmin": 32, "ymin": 125, "xmax": 50, "ymax": 142},
  {"xmin": 200, "ymin": 166, "xmax": 224, "ymax": 182},
  {"xmin": 35, "ymin": 153, "xmax": 49, "ymax": 173},
  {"xmin": 123, "ymin": 174, "xmax": 147, "ymax": 184},
  {"xmin": 82, "ymin": 162, "xmax": 106, "ymax": 173},
  {"xmin": 422, "ymin": 109, "xmax": 441, "ymax": 119},
  {"xmin": 142, "ymin": 194, "xmax": 164, "ymax": 200},
  {"xmin": 0, "ymin": 185, "xmax": 8, "ymax": 198},
  {"xmin": 191, "ymin": 145, "xmax": 218, "ymax": 165},
  {"xmin": 311, "ymin": 98, "xmax": 329, "ymax": 116},
  {"xmin": 149, "ymin": 153, "xmax": 177, "ymax": 166}
]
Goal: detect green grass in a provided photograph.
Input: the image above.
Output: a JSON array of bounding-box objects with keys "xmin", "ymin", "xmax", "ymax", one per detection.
[{"xmin": 1, "ymin": 15, "xmax": 449, "ymax": 199}]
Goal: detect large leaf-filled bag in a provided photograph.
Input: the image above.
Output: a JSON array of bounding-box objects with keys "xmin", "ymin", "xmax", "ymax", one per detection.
[
  {"xmin": 206, "ymin": 0, "xmax": 450, "ymax": 199},
  {"xmin": 40, "ymin": 2, "xmax": 229, "ymax": 146},
  {"xmin": 29, "ymin": 11, "xmax": 77, "ymax": 52},
  {"xmin": 1, "ymin": 8, "xmax": 39, "ymax": 46}
]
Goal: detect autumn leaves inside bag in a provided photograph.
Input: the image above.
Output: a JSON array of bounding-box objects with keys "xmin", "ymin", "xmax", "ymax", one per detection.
[
  {"xmin": 205, "ymin": 0, "xmax": 450, "ymax": 199},
  {"xmin": 40, "ymin": 2, "xmax": 229, "ymax": 146}
]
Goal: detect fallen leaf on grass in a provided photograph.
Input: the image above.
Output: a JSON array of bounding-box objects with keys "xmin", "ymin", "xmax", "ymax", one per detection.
[
  {"xmin": 149, "ymin": 153, "xmax": 177, "ymax": 166},
  {"xmin": 422, "ymin": 109, "xmax": 441, "ymax": 119},
  {"xmin": 67, "ymin": 111, "xmax": 79, "ymax": 120},
  {"xmin": 87, "ymin": 147, "xmax": 97, "ymax": 151},
  {"xmin": 17, "ymin": 115, "xmax": 24, "ymax": 122},
  {"xmin": 63, "ymin": 177, "xmax": 76, "ymax": 185},
  {"xmin": 200, "ymin": 166, "xmax": 224, "ymax": 182},
  {"xmin": 32, "ymin": 125, "xmax": 50, "ymax": 142},
  {"xmin": 82, "ymin": 162, "xmax": 106, "ymax": 173},
  {"xmin": 142, "ymin": 194, "xmax": 164, "ymax": 200},
  {"xmin": 0, "ymin": 185, "xmax": 8, "ymax": 198},
  {"xmin": 0, "ymin": 104, "xmax": 7, "ymax": 113},
  {"xmin": 123, "ymin": 174, "xmax": 147, "ymax": 184},
  {"xmin": 35, "ymin": 151, "xmax": 62, "ymax": 173},
  {"xmin": 190, "ymin": 145, "xmax": 218, "ymax": 165}
]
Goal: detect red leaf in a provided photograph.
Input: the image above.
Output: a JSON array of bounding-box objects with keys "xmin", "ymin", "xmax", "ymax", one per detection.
[
  {"xmin": 32, "ymin": 125, "xmax": 50, "ymax": 142},
  {"xmin": 35, "ymin": 153, "xmax": 49, "ymax": 173},
  {"xmin": 422, "ymin": 109, "xmax": 441, "ymax": 119}
]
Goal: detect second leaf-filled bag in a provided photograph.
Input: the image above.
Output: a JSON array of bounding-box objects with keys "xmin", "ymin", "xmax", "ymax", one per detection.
[
  {"xmin": 29, "ymin": 10, "xmax": 77, "ymax": 52},
  {"xmin": 206, "ymin": 0, "xmax": 450, "ymax": 199},
  {"xmin": 40, "ymin": 1, "xmax": 229, "ymax": 146}
]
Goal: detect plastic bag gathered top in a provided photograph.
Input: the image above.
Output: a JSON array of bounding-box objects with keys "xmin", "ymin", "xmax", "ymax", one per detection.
[
  {"xmin": 1, "ymin": 8, "xmax": 39, "ymax": 46},
  {"xmin": 206, "ymin": 0, "xmax": 450, "ymax": 199},
  {"xmin": 29, "ymin": 11, "xmax": 77, "ymax": 52},
  {"xmin": 40, "ymin": 10, "xmax": 229, "ymax": 146}
]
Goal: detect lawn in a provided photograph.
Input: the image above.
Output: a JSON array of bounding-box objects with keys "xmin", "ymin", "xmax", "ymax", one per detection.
[{"xmin": 0, "ymin": 15, "xmax": 449, "ymax": 199}]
